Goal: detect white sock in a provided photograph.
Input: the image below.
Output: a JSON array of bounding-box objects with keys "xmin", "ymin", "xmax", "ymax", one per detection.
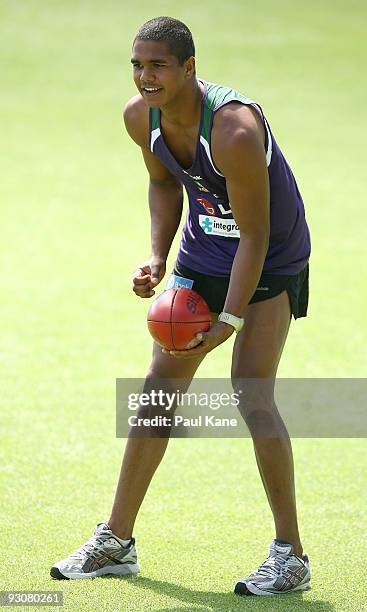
[{"xmin": 119, "ymin": 538, "xmax": 132, "ymax": 547}]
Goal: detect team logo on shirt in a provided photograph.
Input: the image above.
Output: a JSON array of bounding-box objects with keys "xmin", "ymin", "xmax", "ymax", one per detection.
[
  {"xmin": 182, "ymin": 170, "xmax": 220, "ymax": 199},
  {"xmin": 197, "ymin": 198, "xmax": 216, "ymax": 215},
  {"xmin": 199, "ymin": 215, "xmax": 240, "ymax": 238}
]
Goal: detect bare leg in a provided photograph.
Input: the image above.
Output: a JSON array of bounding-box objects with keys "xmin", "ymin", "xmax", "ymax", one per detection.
[
  {"xmin": 108, "ymin": 342, "xmax": 206, "ymax": 539},
  {"xmin": 232, "ymin": 291, "xmax": 303, "ymax": 557},
  {"xmin": 252, "ymin": 403, "xmax": 301, "ymax": 555}
]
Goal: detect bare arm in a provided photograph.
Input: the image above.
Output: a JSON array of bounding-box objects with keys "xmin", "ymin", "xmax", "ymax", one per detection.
[
  {"xmin": 123, "ymin": 96, "xmax": 183, "ymax": 297},
  {"xmin": 170, "ymin": 103, "xmax": 269, "ymax": 356},
  {"xmin": 142, "ymin": 147, "xmax": 184, "ymax": 264},
  {"xmin": 213, "ymin": 103, "xmax": 270, "ymax": 316}
]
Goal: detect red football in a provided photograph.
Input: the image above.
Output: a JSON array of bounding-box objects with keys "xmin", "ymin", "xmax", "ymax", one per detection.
[{"xmin": 147, "ymin": 288, "xmax": 211, "ymax": 350}]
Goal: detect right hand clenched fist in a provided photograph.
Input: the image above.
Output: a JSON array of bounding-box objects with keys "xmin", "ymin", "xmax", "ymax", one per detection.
[{"xmin": 132, "ymin": 257, "xmax": 166, "ymax": 298}]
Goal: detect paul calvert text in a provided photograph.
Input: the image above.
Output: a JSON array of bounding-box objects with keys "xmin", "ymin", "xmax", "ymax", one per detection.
[{"xmin": 128, "ymin": 415, "xmax": 238, "ymax": 428}]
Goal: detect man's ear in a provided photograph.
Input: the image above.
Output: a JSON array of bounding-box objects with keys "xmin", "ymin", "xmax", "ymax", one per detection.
[{"xmin": 184, "ymin": 56, "xmax": 196, "ymax": 79}]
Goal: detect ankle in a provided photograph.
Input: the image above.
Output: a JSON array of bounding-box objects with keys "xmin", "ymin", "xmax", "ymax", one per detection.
[
  {"xmin": 275, "ymin": 536, "xmax": 303, "ymax": 558},
  {"xmin": 293, "ymin": 543, "xmax": 303, "ymax": 558},
  {"xmin": 107, "ymin": 519, "xmax": 132, "ymax": 540}
]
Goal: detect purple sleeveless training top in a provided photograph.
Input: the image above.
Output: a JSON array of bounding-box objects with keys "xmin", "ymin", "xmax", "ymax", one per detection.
[{"xmin": 149, "ymin": 80, "xmax": 311, "ymax": 276}]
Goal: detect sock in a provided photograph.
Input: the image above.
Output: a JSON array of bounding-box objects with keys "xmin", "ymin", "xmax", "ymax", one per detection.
[
  {"xmin": 106, "ymin": 523, "xmax": 132, "ymax": 547},
  {"xmin": 119, "ymin": 538, "xmax": 132, "ymax": 547}
]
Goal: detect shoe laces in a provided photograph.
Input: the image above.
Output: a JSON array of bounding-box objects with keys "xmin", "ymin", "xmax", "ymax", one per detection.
[
  {"xmin": 251, "ymin": 554, "xmax": 288, "ymax": 580},
  {"xmin": 70, "ymin": 532, "xmax": 111, "ymax": 561}
]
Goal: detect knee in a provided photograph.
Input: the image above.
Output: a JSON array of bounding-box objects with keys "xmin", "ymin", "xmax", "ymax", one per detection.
[
  {"xmin": 240, "ymin": 406, "xmax": 278, "ymax": 437},
  {"xmin": 140, "ymin": 374, "xmax": 177, "ymax": 416},
  {"xmin": 139, "ymin": 371, "xmax": 195, "ymax": 419},
  {"xmin": 132, "ymin": 379, "xmax": 175, "ymax": 438},
  {"xmin": 231, "ymin": 375, "xmax": 276, "ymax": 435}
]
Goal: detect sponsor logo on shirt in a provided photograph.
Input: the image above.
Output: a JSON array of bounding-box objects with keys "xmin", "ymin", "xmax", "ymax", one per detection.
[
  {"xmin": 197, "ymin": 198, "xmax": 216, "ymax": 215},
  {"xmin": 199, "ymin": 215, "xmax": 240, "ymax": 238}
]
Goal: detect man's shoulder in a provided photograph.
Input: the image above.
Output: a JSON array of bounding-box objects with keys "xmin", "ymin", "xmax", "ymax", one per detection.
[
  {"xmin": 201, "ymin": 79, "xmax": 264, "ymax": 142},
  {"xmin": 212, "ymin": 102, "xmax": 265, "ymax": 145},
  {"xmin": 202, "ymin": 79, "xmax": 255, "ymax": 110},
  {"xmin": 209, "ymin": 94, "xmax": 266, "ymax": 175},
  {"xmin": 123, "ymin": 95, "xmax": 149, "ymax": 147},
  {"xmin": 124, "ymin": 94, "xmax": 147, "ymax": 117}
]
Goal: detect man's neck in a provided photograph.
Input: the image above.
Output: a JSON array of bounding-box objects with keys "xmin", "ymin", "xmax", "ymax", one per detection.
[{"xmin": 160, "ymin": 79, "xmax": 203, "ymax": 129}]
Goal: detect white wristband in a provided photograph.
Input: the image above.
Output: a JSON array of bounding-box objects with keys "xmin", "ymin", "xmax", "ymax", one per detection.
[{"xmin": 218, "ymin": 311, "xmax": 244, "ymax": 333}]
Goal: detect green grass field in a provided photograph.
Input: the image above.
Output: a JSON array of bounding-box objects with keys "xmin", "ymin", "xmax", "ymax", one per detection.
[{"xmin": 1, "ymin": 1, "xmax": 367, "ymax": 610}]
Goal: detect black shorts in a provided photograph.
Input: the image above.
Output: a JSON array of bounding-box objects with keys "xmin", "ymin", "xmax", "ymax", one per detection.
[{"xmin": 171, "ymin": 261, "xmax": 309, "ymax": 319}]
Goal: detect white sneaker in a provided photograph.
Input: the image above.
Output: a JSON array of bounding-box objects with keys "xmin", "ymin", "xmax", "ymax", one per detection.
[
  {"xmin": 50, "ymin": 523, "xmax": 140, "ymax": 580},
  {"xmin": 235, "ymin": 540, "xmax": 310, "ymax": 596}
]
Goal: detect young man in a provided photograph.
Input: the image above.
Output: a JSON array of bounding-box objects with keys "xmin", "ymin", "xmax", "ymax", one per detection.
[{"xmin": 51, "ymin": 17, "xmax": 311, "ymax": 596}]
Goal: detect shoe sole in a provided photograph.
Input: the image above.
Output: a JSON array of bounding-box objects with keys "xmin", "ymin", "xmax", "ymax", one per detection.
[
  {"xmin": 235, "ymin": 578, "xmax": 310, "ymax": 596},
  {"xmin": 50, "ymin": 563, "xmax": 140, "ymax": 580}
]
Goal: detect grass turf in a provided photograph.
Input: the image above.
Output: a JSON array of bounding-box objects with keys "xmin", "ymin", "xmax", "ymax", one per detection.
[{"xmin": 1, "ymin": 1, "xmax": 367, "ymax": 610}]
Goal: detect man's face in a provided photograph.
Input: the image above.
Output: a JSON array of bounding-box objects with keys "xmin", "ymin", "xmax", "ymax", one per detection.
[{"xmin": 131, "ymin": 39, "xmax": 193, "ymax": 107}]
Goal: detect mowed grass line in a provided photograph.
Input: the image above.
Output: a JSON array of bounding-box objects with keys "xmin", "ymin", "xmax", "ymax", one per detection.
[{"xmin": 1, "ymin": 0, "xmax": 367, "ymax": 610}]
